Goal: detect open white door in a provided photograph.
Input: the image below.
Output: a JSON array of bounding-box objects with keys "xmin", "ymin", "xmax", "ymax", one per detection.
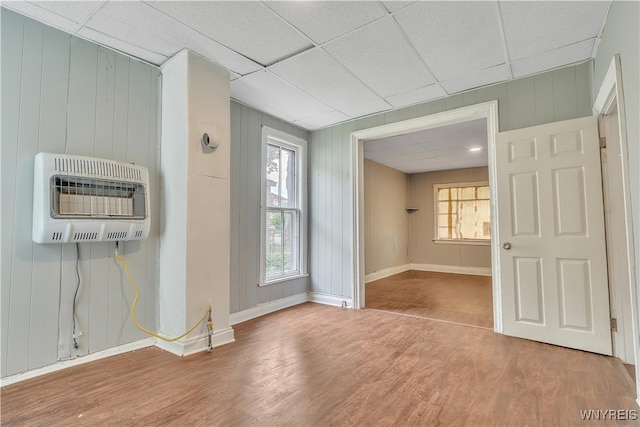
[{"xmin": 497, "ymin": 116, "xmax": 612, "ymax": 355}]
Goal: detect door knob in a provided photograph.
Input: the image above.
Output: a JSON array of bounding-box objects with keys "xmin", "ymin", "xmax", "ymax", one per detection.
[{"xmin": 503, "ymin": 242, "xmax": 511, "ymax": 250}]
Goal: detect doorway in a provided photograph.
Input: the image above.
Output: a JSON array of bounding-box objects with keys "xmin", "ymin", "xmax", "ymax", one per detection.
[
  {"xmin": 349, "ymin": 101, "xmax": 503, "ymax": 330},
  {"xmin": 360, "ymin": 117, "xmax": 494, "ymax": 329}
]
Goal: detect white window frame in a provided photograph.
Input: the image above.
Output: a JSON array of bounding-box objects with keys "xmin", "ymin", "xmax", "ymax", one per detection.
[
  {"xmin": 433, "ymin": 180, "xmax": 491, "ymax": 246},
  {"xmin": 260, "ymin": 126, "xmax": 308, "ymax": 286}
]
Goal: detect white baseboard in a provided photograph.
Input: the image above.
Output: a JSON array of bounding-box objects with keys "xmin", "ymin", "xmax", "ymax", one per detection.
[
  {"xmin": 0, "ymin": 338, "xmax": 155, "ymax": 387},
  {"xmin": 230, "ymin": 293, "xmax": 309, "ymax": 325},
  {"xmin": 365, "ymin": 264, "xmax": 411, "ymax": 283},
  {"xmin": 154, "ymin": 327, "xmax": 235, "ymax": 357},
  {"xmin": 410, "ymin": 263, "xmax": 492, "ymax": 277},
  {"xmin": 308, "ymin": 292, "xmax": 353, "ymax": 308}
]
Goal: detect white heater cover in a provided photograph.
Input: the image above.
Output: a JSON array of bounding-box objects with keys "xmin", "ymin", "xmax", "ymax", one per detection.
[{"xmin": 33, "ymin": 152, "xmax": 150, "ymax": 243}]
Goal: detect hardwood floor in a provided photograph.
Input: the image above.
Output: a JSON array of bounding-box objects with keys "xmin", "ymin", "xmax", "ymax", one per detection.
[
  {"xmin": 366, "ymin": 270, "xmax": 493, "ymax": 328},
  {"xmin": 2, "ymin": 302, "xmax": 638, "ymax": 426}
]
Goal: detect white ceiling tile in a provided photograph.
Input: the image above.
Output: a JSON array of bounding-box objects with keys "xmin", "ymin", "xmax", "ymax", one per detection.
[
  {"xmin": 231, "ymin": 70, "xmax": 336, "ymax": 127},
  {"xmin": 382, "ymin": 2, "xmax": 417, "ymax": 13},
  {"xmin": 385, "ymin": 84, "xmax": 446, "ymax": 108},
  {"xmin": 82, "ymin": 4, "xmax": 182, "ymax": 59},
  {"xmin": 146, "ymin": 1, "xmax": 313, "ymax": 66},
  {"xmin": 30, "ymin": 1, "xmax": 104, "ymax": 23},
  {"xmin": 301, "ymin": 110, "xmax": 350, "ymax": 130},
  {"xmin": 366, "ymin": 119, "xmax": 487, "ymax": 173},
  {"xmin": 265, "ymin": 1, "xmax": 387, "ymax": 44},
  {"xmin": 511, "ymin": 39, "xmax": 595, "ymax": 78},
  {"xmin": 87, "ymin": 2, "xmax": 261, "ymax": 74},
  {"xmin": 324, "ymin": 17, "xmax": 435, "ymax": 98},
  {"xmin": 395, "ymin": 1, "xmax": 506, "ymax": 81},
  {"xmin": 269, "ymin": 47, "xmax": 379, "ymax": 111},
  {"xmin": 341, "ymin": 98, "xmax": 392, "ymax": 119},
  {"xmin": 3, "ymin": 1, "xmax": 81, "ymax": 33},
  {"xmin": 440, "ymin": 64, "xmax": 509, "ymax": 94},
  {"xmin": 500, "ymin": 1, "xmax": 610, "ymax": 60},
  {"xmin": 76, "ymin": 27, "xmax": 169, "ymax": 65},
  {"xmin": 364, "ymin": 134, "xmax": 415, "ymax": 151}
]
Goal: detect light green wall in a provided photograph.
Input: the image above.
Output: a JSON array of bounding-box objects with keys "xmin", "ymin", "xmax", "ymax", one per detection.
[
  {"xmin": 593, "ymin": 0, "xmax": 640, "ymax": 316},
  {"xmin": 309, "ymin": 62, "xmax": 593, "ymax": 298},
  {"xmin": 1, "ymin": 9, "xmax": 161, "ymax": 378},
  {"xmin": 229, "ymin": 101, "xmax": 309, "ymax": 313}
]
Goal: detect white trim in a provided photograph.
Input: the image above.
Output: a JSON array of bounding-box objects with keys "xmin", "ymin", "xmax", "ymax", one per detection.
[
  {"xmin": 433, "ymin": 239, "xmax": 491, "ymax": 246},
  {"xmin": 229, "ymin": 293, "xmax": 309, "ymax": 325},
  {"xmin": 154, "ymin": 327, "xmax": 235, "ymax": 357},
  {"xmin": 259, "ymin": 126, "xmax": 308, "ymax": 287},
  {"xmin": 410, "ymin": 263, "xmax": 492, "ymax": 277},
  {"xmin": 365, "ymin": 264, "xmax": 411, "ymax": 283},
  {"xmin": 593, "ymin": 54, "xmax": 639, "ymax": 398},
  {"xmin": 308, "ymin": 292, "xmax": 353, "ymax": 308},
  {"xmin": 0, "ymin": 338, "xmax": 154, "ymax": 387},
  {"xmin": 350, "ymin": 101, "xmax": 502, "ymax": 332}
]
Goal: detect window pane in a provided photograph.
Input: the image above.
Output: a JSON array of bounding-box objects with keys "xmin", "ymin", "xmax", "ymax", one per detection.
[
  {"xmin": 266, "ymin": 210, "xmax": 283, "ymax": 276},
  {"xmin": 477, "ymin": 186, "xmax": 490, "ymax": 199},
  {"xmin": 266, "ymin": 144, "xmax": 280, "ymax": 207},
  {"xmin": 435, "ymin": 184, "xmax": 490, "ymax": 241},
  {"xmin": 283, "ymin": 210, "xmax": 298, "ymax": 273},
  {"xmin": 281, "ymin": 148, "xmax": 296, "ymax": 209},
  {"xmin": 460, "ymin": 187, "xmax": 475, "ymax": 200}
]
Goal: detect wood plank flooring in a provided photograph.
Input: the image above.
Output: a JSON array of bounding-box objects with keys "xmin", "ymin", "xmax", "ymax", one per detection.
[
  {"xmin": 2, "ymin": 302, "xmax": 638, "ymax": 426},
  {"xmin": 366, "ymin": 270, "xmax": 493, "ymax": 328}
]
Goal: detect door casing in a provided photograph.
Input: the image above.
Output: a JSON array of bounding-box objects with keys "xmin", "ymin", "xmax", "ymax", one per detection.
[{"xmin": 349, "ymin": 101, "xmax": 503, "ymax": 332}]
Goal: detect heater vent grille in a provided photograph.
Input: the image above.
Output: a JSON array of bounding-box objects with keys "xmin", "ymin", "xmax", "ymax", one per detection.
[
  {"xmin": 106, "ymin": 231, "xmax": 128, "ymax": 240},
  {"xmin": 54, "ymin": 157, "xmax": 142, "ymax": 181},
  {"xmin": 33, "ymin": 153, "xmax": 150, "ymax": 244},
  {"xmin": 74, "ymin": 232, "xmax": 98, "ymax": 241}
]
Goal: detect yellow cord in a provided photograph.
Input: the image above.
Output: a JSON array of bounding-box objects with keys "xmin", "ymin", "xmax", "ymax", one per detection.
[{"xmin": 115, "ymin": 253, "xmax": 211, "ymax": 343}]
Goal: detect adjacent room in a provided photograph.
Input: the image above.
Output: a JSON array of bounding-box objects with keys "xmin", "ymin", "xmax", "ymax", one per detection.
[
  {"xmin": 1, "ymin": 1, "xmax": 639, "ymax": 425},
  {"xmin": 363, "ymin": 119, "xmax": 493, "ymax": 329}
]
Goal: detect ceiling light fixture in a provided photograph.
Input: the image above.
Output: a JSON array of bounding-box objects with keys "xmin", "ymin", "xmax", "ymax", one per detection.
[{"xmin": 469, "ymin": 147, "xmax": 482, "ymax": 152}]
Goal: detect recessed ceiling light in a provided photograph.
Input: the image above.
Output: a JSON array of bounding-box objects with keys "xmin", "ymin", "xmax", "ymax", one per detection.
[{"xmin": 469, "ymin": 147, "xmax": 482, "ymax": 152}]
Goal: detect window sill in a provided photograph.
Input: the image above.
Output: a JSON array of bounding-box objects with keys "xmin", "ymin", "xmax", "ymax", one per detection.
[
  {"xmin": 260, "ymin": 273, "xmax": 309, "ymax": 287},
  {"xmin": 433, "ymin": 239, "xmax": 491, "ymax": 246}
]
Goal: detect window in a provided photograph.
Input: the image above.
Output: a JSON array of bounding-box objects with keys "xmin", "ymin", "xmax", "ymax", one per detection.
[
  {"xmin": 260, "ymin": 127, "xmax": 307, "ymax": 285},
  {"xmin": 434, "ymin": 182, "xmax": 491, "ymax": 244}
]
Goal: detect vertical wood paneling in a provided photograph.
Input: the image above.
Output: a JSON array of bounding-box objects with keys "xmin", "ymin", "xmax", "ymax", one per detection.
[
  {"xmin": 229, "ymin": 102, "xmax": 241, "ymax": 313},
  {"xmin": 121, "ymin": 61, "xmax": 153, "ymax": 344},
  {"xmin": 308, "ymin": 63, "xmax": 593, "ymax": 300},
  {"xmin": 552, "ymin": 66, "xmax": 578, "ymax": 122},
  {"xmin": 506, "ymin": 76, "xmax": 536, "ymax": 131},
  {"xmin": 228, "ymin": 101, "xmax": 310, "ymax": 314},
  {"xmin": 87, "ymin": 47, "xmax": 114, "ymax": 355},
  {"xmin": 1, "ymin": 10, "xmax": 161, "ymax": 378},
  {"xmin": 0, "ymin": 6, "xmax": 24, "ymax": 374},
  {"xmin": 534, "ymin": 73, "xmax": 555, "ymax": 125},
  {"xmin": 246, "ymin": 107, "xmax": 261, "ymax": 305},
  {"xmin": 7, "ymin": 16, "xmax": 44, "ymax": 375},
  {"xmin": 575, "ymin": 63, "xmax": 592, "ymax": 119},
  {"xmin": 1, "ymin": 11, "xmax": 23, "ymax": 378},
  {"xmin": 330, "ymin": 125, "xmax": 342, "ymax": 296},
  {"xmin": 61, "ymin": 36, "xmax": 98, "ymax": 358},
  {"xmin": 28, "ymin": 24, "xmax": 70, "ymax": 370}
]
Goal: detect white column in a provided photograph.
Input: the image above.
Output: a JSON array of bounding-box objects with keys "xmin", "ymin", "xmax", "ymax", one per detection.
[{"xmin": 158, "ymin": 50, "xmax": 233, "ymax": 355}]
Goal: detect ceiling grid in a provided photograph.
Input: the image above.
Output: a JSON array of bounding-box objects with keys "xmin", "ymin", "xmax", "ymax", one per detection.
[{"xmin": 3, "ymin": 0, "xmax": 611, "ymax": 132}]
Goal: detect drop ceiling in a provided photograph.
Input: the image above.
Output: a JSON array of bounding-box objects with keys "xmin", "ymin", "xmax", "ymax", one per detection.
[
  {"xmin": 364, "ymin": 118, "xmax": 488, "ymax": 174},
  {"xmin": 3, "ymin": 1, "xmax": 611, "ymax": 131}
]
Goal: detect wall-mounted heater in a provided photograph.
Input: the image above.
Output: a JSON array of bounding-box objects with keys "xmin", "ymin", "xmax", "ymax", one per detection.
[{"xmin": 33, "ymin": 153, "xmax": 150, "ymax": 243}]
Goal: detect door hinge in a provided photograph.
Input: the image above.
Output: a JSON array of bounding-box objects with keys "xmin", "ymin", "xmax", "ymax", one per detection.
[
  {"xmin": 611, "ymin": 317, "xmax": 618, "ymax": 332},
  {"xmin": 600, "ymin": 137, "xmax": 607, "ymax": 149}
]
